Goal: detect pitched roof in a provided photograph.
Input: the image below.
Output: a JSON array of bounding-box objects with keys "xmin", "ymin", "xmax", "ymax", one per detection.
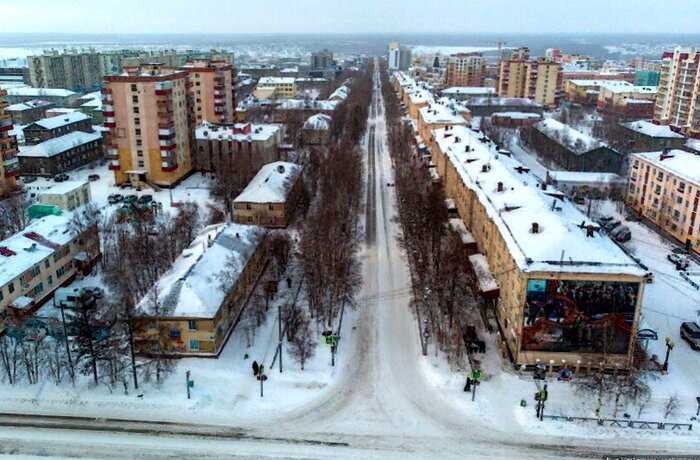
[{"xmin": 234, "ymin": 161, "xmax": 302, "ymax": 204}]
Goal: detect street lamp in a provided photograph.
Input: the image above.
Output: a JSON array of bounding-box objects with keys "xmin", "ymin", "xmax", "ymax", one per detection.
[{"xmin": 662, "ymin": 337, "xmax": 675, "ymax": 372}]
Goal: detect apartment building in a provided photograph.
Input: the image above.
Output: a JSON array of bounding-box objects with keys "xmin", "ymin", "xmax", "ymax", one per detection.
[
  {"xmin": 388, "ymin": 42, "xmax": 412, "ymax": 71},
  {"xmin": 183, "ymin": 60, "xmax": 236, "ymax": 125},
  {"xmin": 133, "ymin": 223, "xmax": 267, "ymax": 357},
  {"xmin": 0, "ymin": 214, "xmax": 101, "ymax": 332},
  {"xmin": 23, "ymin": 111, "xmax": 93, "ymax": 145},
  {"xmin": 254, "ymin": 77, "xmax": 297, "ymax": 99},
  {"xmin": 4, "ymin": 100, "xmax": 54, "ymax": 125},
  {"xmin": 233, "ymin": 161, "xmax": 303, "ymax": 228},
  {"xmin": 37, "ymin": 180, "xmax": 92, "ymax": 211},
  {"xmin": 18, "ymin": 131, "xmax": 103, "ymax": 177},
  {"xmin": 0, "ymin": 88, "xmax": 19, "ymax": 194},
  {"xmin": 416, "ymin": 100, "xmax": 470, "ymax": 145},
  {"xmin": 596, "ymin": 84, "xmax": 657, "ymax": 120},
  {"xmin": 654, "ymin": 48, "xmax": 700, "ymax": 138},
  {"xmin": 103, "ymin": 64, "xmax": 192, "ymax": 187},
  {"xmin": 498, "ymin": 49, "xmax": 562, "ymax": 109},
  {"xmin": 627, "ymin": 149, "xmax": 700, "ymax": 254},
  {"xmin": 194, "ymin": 122, "xmax": 283, "ymax": 180},
  {"xmin": 28, "ymin": 51, "xmax": 103, "ymax": 91},
  {"xmin": 428, "ymin": 124, "xmax": 647, "ymax": 370},
  {"xmin": 444, "ymin": 53, "xmax": 486, "ymax": 88},
  {"xmin": 311, "ymin": 49, "xmax": 335, "ymax": 70}
]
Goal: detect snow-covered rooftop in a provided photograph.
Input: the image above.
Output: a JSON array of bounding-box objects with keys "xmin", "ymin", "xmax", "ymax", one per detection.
[
  {"xmin": 467, "ymin": 97, "xmax": 541, "ymax": 107},
  {"xmin": 277, "ymin": 99, "xmax": 339, "ymax": 111},
  {"xmin": 258, "ymin": 77, "xmax": 296, "ymax": 86},
  {"xmin": 303, "ymin": 113, "xmax": 332, "ymax": 131},
  {"xmin": 5, "ymin": 100, "xmax": 52, "ymax": 112},
  {"xmin": 328, "ymin": 85, "xmax": 349, "ymax": 101},
  {"xmin": 0, "ymin": 214, "xmax": 75, "ymax": 287},
  {"xmin": 442, "ymin": 87, "xmax": 496, "ymax": 96},
  {"xmin": 194, "ymin": 122, "xmax": 281, "ymax": 142},
  {"xmin": 534, "ymin": 118, "xmax": 605, "ymax": 154},
  {"xmin": 434, "ymin": 125, "xmax": 645, "ymax": 276},
  {"xmin": 568, "ymin": 80, "xmax": 633, "ymax": 88},
  {"xmin": 234, "ymin": 161, "xmax": 302, "ymax": 204},
  {"xmin": 6, "ymin": 87, "xmax": 76, "ymax": 98},
  {"xmin": 634, "ymin": 149, "xmax": 700, "ymax": 185},
  {"xmin": 37, "ymin": 180, "xmax": 88, "ymax": 196},
  {"xmin": 600, "ymin": 84, "xmax": 657, "ymax": 94},
  {"xmin": 491, "ymin": 112, "xmax": 542, "ymax": 120},
  {"xmin": 548, "ymin": 171, "xmax": 623, "ymax": 184},
  {"xmin": 31, "ymin": 111, "xmax": 90, "ymax": 130},
  {"xmin": 18, "ymin": 131, "xmax": 102, "ymax": 158},
  {"xmin": 621, "ymin": 120, "xmax": 685, "ymax": 139},
  {"xmin": 138, "ymin": 223, "xmax": 263, "ymax": 318},
  {"xmin": 419, "ymin": 101, "xmax": 468, "ymax": 125}
]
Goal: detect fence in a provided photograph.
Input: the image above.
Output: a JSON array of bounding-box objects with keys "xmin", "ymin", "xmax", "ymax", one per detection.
[{"xmin": 542, "ymin": 414, "xmax": 693, "ymax": 431}]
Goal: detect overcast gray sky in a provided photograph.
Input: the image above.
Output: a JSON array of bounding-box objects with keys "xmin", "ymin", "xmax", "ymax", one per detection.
[{"xmin": 2, "ymin": 0, "xmax": 699, "ymax": 34}]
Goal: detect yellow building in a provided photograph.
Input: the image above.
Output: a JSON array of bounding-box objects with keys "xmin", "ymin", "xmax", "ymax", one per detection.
[
  {"xmin": 564, "ymin": 79, "xmax": 634, "ymax": 105},
  {"xmin": 0, "ymin": 214, "xmax": 101, "ymax": 332},
  {"xmin": 254, "ymin": 77, "xmax": 297, "ymax": 99},
  {"xmin": 0, "ymin": 88, "xmax": 19, "ymax": 195},
  {"xmin": 627, "ymin": 149, "xmax": 700, "ymax": 254},
  {"xmin": 37, "ymin": 180, "xmax": 91, "ymax": 211},
  {"xmin": 104, "ymin": 65, "xmax": 192, "ymax": 187},
  {"xmin": 134, "ymin": 223, "xmax": 268, "ymax": 357},
  {"xmin": 654, "ymin": 48, "xmax": 700, "ymax": 138},
  {"xmin": 498, "ymin": 55, "xmax": 562, "ymax": 109},
  {"xmin": 428, "ymin": 124, "xmax": 647, "ymax": 370},
  {"xmin": 233, "ymin": 161, "xmax": 303, "ymax": 228},
  {"xmin": 416, "ymin": 100, "xmax": 470, "ymax": 146}
]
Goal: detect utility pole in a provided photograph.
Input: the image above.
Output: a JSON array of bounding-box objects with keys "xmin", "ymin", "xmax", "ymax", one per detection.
[
  {"xmin": 259, "ymin": 364, "xmax": 265, "ymax": 398},
  {"xmin": 186, "ymin": 370, "xmax": 191, "ymax": 399},
  {"xmin": 278, "ymin": 306, "xmax": 283, "ymax": 373},
  {"xmin": 57, "ymin": 298, "xmax": 75, "ymax": 387}
]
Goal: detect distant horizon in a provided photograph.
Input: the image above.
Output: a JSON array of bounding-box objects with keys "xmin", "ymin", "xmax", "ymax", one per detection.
[{"xmin": 2, "ymin": 32, "xmax": 700, "ymax": 37}]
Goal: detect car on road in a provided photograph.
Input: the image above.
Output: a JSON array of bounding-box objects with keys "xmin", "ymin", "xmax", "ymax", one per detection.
[
  {"xmin": 88, "ymin": 174, "xmax": 100, "ymax": 181},
  {"xmin": 108, "ymin": 194, "xmax": 123, "ymax": 204},
  {"xmin": 573, "ymin": 195, "xmax": 586, "ymax": 205},
  {"xmin": 53, "ymin": 173, "xmax": 69, "ymax": 182},
  {"xmin": 597, "ymin": 215, "xmax": 614, "ymax": 225},
  {"xmin": 123, "ymin": 194, "xmax": 138, "ymax": 204},
  {"xmin": 602, "ymin": 219, "xmax": 621, "ymax": 232},
  {"xmin": 667, "ymin": 253, "xmax": 690, "ymax": 271},
  {"xmin": 680, "ymin": 322, "xmax": 700, "ymax": 350},
  {"xmin": 611, "ymin": 225, "xmax": 631, "ymax": 243},
  {"xmin": 21, "ymin": 176, "xmax": 37, "ymax": 184},
  {"xmin": 84, "ymin": 287, "xmax": 105, "ymax": 299}
]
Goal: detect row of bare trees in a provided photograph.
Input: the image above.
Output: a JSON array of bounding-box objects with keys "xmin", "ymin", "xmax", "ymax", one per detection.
[
  {"xmin": 380, "ymin": 63, "xmax": 480, "ymax": 368},
  {"xmin": 296, "ymin": 64, "xmax": 373, "ymax": 331}
]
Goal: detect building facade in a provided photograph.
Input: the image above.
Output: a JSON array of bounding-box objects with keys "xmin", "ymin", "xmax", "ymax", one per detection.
[
  {"xmin": 18, "ymin": 131, "xmax": 103, "ymax": 176},
  {"xmin": 183, "ymin": 60, "xmax": 236, "ymax": 126},
  {"xmin": 627, "ymin": 149, "xmax": 700, "ymax": 254},
  {"xmin": 103, "ymin": 65, "xmax": 193, "ymax": 187},
  {"xmin": 654, "ymin": 48, "xmax": 700, "ymax": 139},
  {"xmin": 0, "ymin": 215, "xmax": 101, "ymax": 330},
  {"xmin": 596, "ymin": 84, "xmax": 657, "ymax": 120},
  {"xmin": 0, "ymin": 88, "xmax": 19, "ymax": 194},
  {"xmin": 619, "ymin": 120, "xmax": 687, "ymax": 153},
  {"xmin": 37, "ymin": 180, "xmax": 92, "ymax": 211},
  {"xmin": 498, "ymin": 50, "xmax": 562, "ymax": 109},
  {"xmin": 28, "ymin": 51, "xmax": 103, "ymax": 92},
  {"xmin": 23, "ymin": 111, "xmax": 93, "ymax": 145},
  {"xmin": 444, "ymin": 53, "xmax": 486, "ymax": 88},
  {"xmin": 5, "ymin": 100, "xmax": 54, "ymax": 125}
]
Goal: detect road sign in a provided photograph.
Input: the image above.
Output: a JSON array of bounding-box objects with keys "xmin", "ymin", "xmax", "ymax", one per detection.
[
  {"xmin": 470, "ymin": 369, "xmax": 482, "ymax": 381},
  {"xmin": 325, "ymin": 335, "xmax": 339, "ymax": 346},
  {"xmin": 188, "ymin": 380, "xmax": 194, "ymax": 388}
]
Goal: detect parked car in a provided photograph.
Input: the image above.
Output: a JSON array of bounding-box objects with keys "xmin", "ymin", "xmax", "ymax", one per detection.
[
  {"xmin": 85, "ymin": 287, "xmax": 104, "ymax": 299},
  {"xmin": 680, "ymin": 322, "xmax": 700, "ymax": 350},
  {"xmin": 672, "ymin": 247, "xmax": 689, "ymax": 255},
  {"xmin": 611, "ymin": 225, "xmax": 631, "ymax": 243},
  {"xmin": 21, "ymin": 176, "xmax": 37, "ymax": 184},
  {"xmin": 573, "ymin": 195, "xmax": 586, "ymax": 205},
  {"xmin": 137, "ymin": 194, "xmax": 153, "ymax": 204},
  {"xmin": 597, "ymin": 215, "xmax": 614, "ymax": 225},
  {"xmin": 150, "ymin": 201, "xmax": 163, "ymax": 209},
  {"xmin": 88, "ymin": 174, "xmax": 100, "ymax": 181},
  {"xmin": 107, "ymin": 194, "xmax": 123, "ymax": 204},
  {"xmin": 119, "ymin": 183, "xmax": 133, "ymax": 189},
  {"xmin": 123, "ymin": 194, "xmax": 138, "ymax": 204},
  {"xmin": 53, "ymin": 173, "xmax": 69, "ymax": 182},
  {"xmin": 667, "ymin": 253, "xmax": 690, "ymax": 271},
  {"xmin": 603, "ymin": 220, "xmax": 621, "ymax": 232}
]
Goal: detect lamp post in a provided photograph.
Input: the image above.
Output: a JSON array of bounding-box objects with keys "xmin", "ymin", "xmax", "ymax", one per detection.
[{"xmin": 662, "ymin": 337, "xmax": 675, "ymax": 372}]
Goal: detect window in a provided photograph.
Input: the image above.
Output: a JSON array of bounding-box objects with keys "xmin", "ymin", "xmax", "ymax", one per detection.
[
  {"xmin": 132, "ymin": 106, "xmax": 139, "ymax": 114},
  {"xmin": 131, "ymin": 84, "xmax": 137, "ymax": 92},
  {"xmin": 57, "ymin": 266, "xmax": 66, "ymax": 278},
  {"xmin": 135, "ymin": 128, "xmax": 141, "ymax": 136},
  {"xmin": 0, "ymin": 289, "xmax": 3, "ymax": 301},
  {"xmin": 134, "ymin": 118, "xmax": 140, "ymax": 125},
  {"xmin": 137, "ymin": 160, "xmax": 145, "ymax": 168},
  {"xmin": 31, "ymin": 266, "xmax": 41, "ymax": 277},
  {"xmin": 48, "ymin": 275, "xmax": 53, "ymax": 286},
  {"xmin": 188, "ymin": 320, "xmax": 197, "ymax": 331},
  {"xmin": 132, "ymin": 95, "xmax": 138, "ymax": 103},
  {"xmin": 44, "ymin": 259, "xmax": 50, "ymax": 269},
  {"xmin": 34, "ymin": 282, "xmax": 44, "ymax": 295},
  {"xmin": 189, "ymin": 339, "xmax": 200, "ymax": 351},
  {"xmin": 8, "ymin": 282, "xmax": 14, "ymax": 294}
]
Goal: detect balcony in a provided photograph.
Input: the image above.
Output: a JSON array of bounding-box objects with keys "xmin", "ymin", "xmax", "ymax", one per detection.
[
  {"xmin": 104, "ymin": 120, "xmax": 116, "ymax": 129},
  {"xmin": 106, "ymin": 148, "xmax": 118, "ymax": 159},
  {"xmin": 158, "ymin": 128, "xmax": 174, "ymax": 137},
  {"xmin": 155, "ymin": 81, "xmax": 173, "ymax": 96},
  {"xmin": 158, "ymin": 122, "xmax": 174, "ymax": 130},
  {"xmin": 108, "ymin": 160, "xmax": 120, "ymax": 171},
  {"xmin": 161, "ymin": 160, "xmax": 178, "ymax": 172},
  {"xmin": 0, "ymin": 118, "xmax": 13, "ymax": 132},
  {"xmin": 159, "ymin": 141, "xmax": 176, "ymax": 151},
  {"xmin": 4, "ymin": 157, "xmax": 19, "ymax": 177}
]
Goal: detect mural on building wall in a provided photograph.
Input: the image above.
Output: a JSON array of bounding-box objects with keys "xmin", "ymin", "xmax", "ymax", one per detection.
[{"xmin": 522, "ymin": 279, "xmax": 638, "ymax": 354}]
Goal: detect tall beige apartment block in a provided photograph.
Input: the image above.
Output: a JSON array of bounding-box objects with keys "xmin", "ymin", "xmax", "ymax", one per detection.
[
  {"xmin": 183, "ymin": 60, "xmax": 235, "ymax": 125},
  {"xmin": 498, "ymin": 48, "xmax": 562, "ymax": 108},
  {"xmin": 444, "ymin": 53, "xmax": 486, "ymax": 87},
  {"xmin": 0, "ymin": 89, "xmax": 19, "ymax": 195},
  {"xmin": 654, "ymin": 48, "xmax": 700, "ymax": 138},
  {"xmin": 103, "ymin": 64, "xmax": 192, "ymax": 187}
]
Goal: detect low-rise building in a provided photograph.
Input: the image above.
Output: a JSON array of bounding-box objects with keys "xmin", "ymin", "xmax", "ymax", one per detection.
[
  {"xmin": 233, "ymin": 161, "xmax": 303, "ymax": 228},
  {"xmin": 3, "ymin": 87, "xmax": 80, "ymax": 107},
  {"xmin": 490, "ymin": 112, "xmax": 542, "ymax": 128},
  {"xmin": 194, "ymin": 122, "xmax": 283, "ymax": 179},
  {"xmin": 619, "ymin": 120, "xmax": 687, "ymax": 153},
  {"xmin": 440, "ymin": 87, "xmax": 496, "ymax": 100},
  {"xmin": 429, "ymin": 123, "xmax": 647, "ymax": 370},
  {"xmin": 302, "ymin": 113, "xmax": 332, "ymax": 145},
  {"xmin": 23, "ymin": 111, "xmax": 93, "ymax": 145},
  {"xmin": 18, "ymin": 131, "xmax": 103, "ymax": 176},
  {"xmin": 463, "ymin": 97, "xmax": 543, "ymax": 117},
  {"xmin": 627, "ymin": 149, "xmax": 700, "ymax": 254},
  {"xmin": 0, "ymin": 214, "xmax": 101, "ymax": 331},
  {"xmin": 546, "ymin": 171, "xmax": 625, "ymax": 200},
  {"xmin": 596, "ymin": 84, "xmax": 657, "ymax": 120},
  {"xmin": 4, "ymin": 100, "xmax": 54, "ymax": 125},
  {"xmin": 254, "ymin": 77, "xmax": 297, "ymax": 99},
  {"xmin": 133, "ymin": 223, "xmax": 267, "ymax": 357},
  {"xmin": 37, "ymin": 180, "xmax": 92, "ymax": 211},
  {"xmin": 564, "ymin": 80, "xmax": 634, "ymax": 105},
  {"xmin": 416, "ymin": 100, "xmax": 470, "ymax": 145},
  {"xmin": 529, "ymin": 119, "xmax": 622, "ymax": 173}
]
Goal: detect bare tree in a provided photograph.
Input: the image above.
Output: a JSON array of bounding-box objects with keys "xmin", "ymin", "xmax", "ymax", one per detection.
[{"xmin": 288, "ymin": 313, "xmax": 316, "ymax": 371}]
